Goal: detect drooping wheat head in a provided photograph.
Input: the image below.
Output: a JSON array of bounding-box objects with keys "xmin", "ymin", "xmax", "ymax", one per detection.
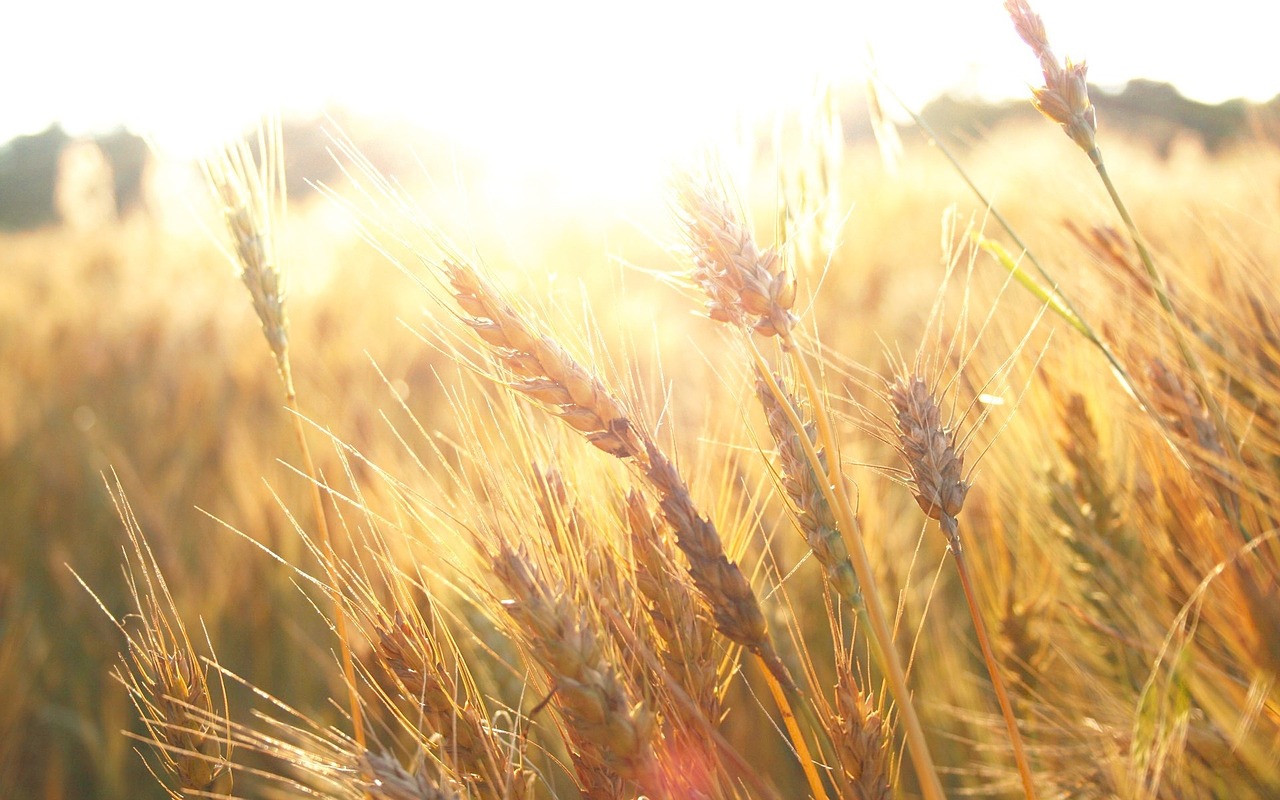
[
  {"xmin": 441, "ymin": 257, "xmax": 775, "ymax": 665},
  {"xmin": 1004, "ymin": 0, "xmax": 1097, "ymax": 158},
  {"xmin": 80, "ymin": 480, "xmax": 233, "ymax": 798}
]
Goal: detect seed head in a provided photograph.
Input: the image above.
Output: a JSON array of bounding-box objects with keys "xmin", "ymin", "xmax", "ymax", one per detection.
[
  {"xmin": 890, "ymin": 375, "xmax": 970, "ymax": 548},
  {"xmin": 1005, "ymin": 0, "xmax": 1098, "ymax": 155},
  {"xmin": 675, "ymin": 176, "xmax": 797, "ymax": 338}
]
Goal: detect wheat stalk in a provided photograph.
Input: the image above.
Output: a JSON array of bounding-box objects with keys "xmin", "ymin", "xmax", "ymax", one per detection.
[
  {"xmin": 1004, "ymin": 0, "xmax": 1244, "ymax": 537},
  {"xmin": 203, "ymin": 121, "xmax": 366, "ymax": 751},
  {"xmin": 439, "ymin": 253, "xmax": 836, "ymax": 796},
  {"xmin": 888, "ymin": 369, "xmax": 1037, "ymax": 799},
  {"xmin": 676, "ymin": 172, "xmax": 946, "ymax": 800}
]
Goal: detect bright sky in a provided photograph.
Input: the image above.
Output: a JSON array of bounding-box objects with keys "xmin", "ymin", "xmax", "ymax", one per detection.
[{"xmin": 3, "ymin": 0, "xmax": 1274, "ymax": 192}]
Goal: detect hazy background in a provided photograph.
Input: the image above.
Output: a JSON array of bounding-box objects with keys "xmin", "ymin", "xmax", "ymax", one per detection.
[
  {"xmin": 5, "ymin": 0, "xmax": 1277, "ymax": 194},
  {"xmin": 4, "ymin": 3, "xmax": 1280, "ymax": 799}
]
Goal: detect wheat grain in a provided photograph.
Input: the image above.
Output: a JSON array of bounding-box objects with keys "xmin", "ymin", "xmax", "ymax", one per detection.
[
  {"xmin": 492, "ymin": 545, "xmax": 659, "ymax": 798},
  {"xmin": 756, "ymin": 372, "xmax": 860, "ymax": 606},
  {"xmin": 1004, "ymin": 0, "xmax": 1097, "ymax": 156},
  {"xmin": 889, "ymin": 373, "xmax": 971, "ymax": 549}
]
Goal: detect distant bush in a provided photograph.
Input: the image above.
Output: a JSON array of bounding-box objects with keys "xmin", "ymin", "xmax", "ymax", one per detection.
[{"xmin": 0, "ymin": 125, "xmax": 150, "ymax": 231}]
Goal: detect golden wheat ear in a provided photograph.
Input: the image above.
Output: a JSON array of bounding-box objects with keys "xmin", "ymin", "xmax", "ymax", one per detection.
[
  {"xmin": 358, "ymin": 750, "xmax": 464, "ymax": 800},
  {"xmin": 74, "ymin": 476, "xmax": 233, "ymax": 799},
  {"xmin": 202, "ymin": 124, "xmax": 291, "ymax": 388},
  {"xmin": 889, "ymin": 373, "xmax": 971, "ymax": 549},
  {"xmin": 675, "ymin": 169, "xmax": 948, "ymax": 800},
  {"xmin": 492, "ymin": 544, "xmax": 662, "ymax": 796},
  {"xmin": 202, "ymin": 119, "xmax": 367, "ymax": 751},
  {"xmin": 880, "ymin": 360, "xmax": 1037, "ymax": 799},
  {"xmin": 1003, "ymin": 0, "xmax": 1097, "ymax": 157},
  {"xmin": 755, "ymin": 371, "xmax": 860, "ymax": 607}
]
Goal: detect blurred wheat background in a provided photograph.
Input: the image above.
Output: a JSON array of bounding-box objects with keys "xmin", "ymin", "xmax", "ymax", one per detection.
[{"xmin": 4, "ymin": 3, "xmax": 1280, "ymax": 798}]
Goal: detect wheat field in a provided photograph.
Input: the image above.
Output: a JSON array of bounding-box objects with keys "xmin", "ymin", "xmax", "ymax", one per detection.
[{"xmin": 3, "ymin": 5, "xmax": 1280, "ymax": 799}]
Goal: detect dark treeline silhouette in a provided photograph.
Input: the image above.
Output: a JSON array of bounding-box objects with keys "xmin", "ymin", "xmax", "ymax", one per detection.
[
  {"xmin": 0, "ymin": 125, "xmax": 71, "ymax": 230},
  {"xmin": 0, "ymin": 111, "xmax": 435, "ymax": 231},
  {"xmin": 3, "ymin": 82, "xmax": 1279, "ymax": 231},
  {"xmin": 919, "ymin": 79, "xmax": 1280, "ymax": 156},
  {"xmin": 0, "ymin": 125, "xmax": 150, "ymax": 231}
]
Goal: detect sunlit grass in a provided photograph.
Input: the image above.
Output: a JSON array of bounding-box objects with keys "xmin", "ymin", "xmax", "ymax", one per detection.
[{"xmin": 4, "ymin": 75, "xmax": 1280, "ymax": 799}]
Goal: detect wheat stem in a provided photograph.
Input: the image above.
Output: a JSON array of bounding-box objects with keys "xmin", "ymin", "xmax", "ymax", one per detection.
[
  {"xmin": 755, "ymin": 652, "xmax": 831, "ymax": 800},
  {"xmin": 205, "ymin": 127, "xmax": 367, "ymax": 755},
  {"xmin": 946, "ymin": 517, "xmax": 1037, "ymax": 799},
  {"xmin": 1091, "ymin": 160, "xmax": 1240, "ymax": 488},
  {"xmin": 285, "ymin": 392, "xmax": 367, "ymax": 751},
  {"xmin": 752, "ymin": 344, "xmax": 947, "ymax": 800},
  {"xmin": 675, "ymin": 173, "xmax": 945, "ymax": 798}
]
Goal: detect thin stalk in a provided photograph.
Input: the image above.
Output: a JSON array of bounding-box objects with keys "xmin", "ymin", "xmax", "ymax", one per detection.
[
  {"xmin": 752, "ymin": 343, "xmax": 948, "ymax": 800},
  {"xmin": 945, "ymin": 517, "xmax": 1036, "ymax": 799},
  {"xmin": 1091, "ymin": 153, "xmax": 1249, "ymax": 538},
  {"xmin": 886, "ymin": 87, "xmax": 1143, "ymax": 407},
  {"xmin": 1091, "ymin": 156, "xmax": 1232, "ymax": 447},
  {"xmin": 205, "ymin": 127, "xmax": 368, "ymax": 756},
  {"xmin": 283, "ymin": 387, "xmax": 367, "ymax": 752},
  {"xmin": 756, "ymin": 652, "xmax": 831, "ymax": 800}
]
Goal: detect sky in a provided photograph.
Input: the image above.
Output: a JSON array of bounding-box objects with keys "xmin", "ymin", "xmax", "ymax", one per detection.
[{"xmin": 3, "ymin": 0, "xmax": 1274, "ymax": 185}]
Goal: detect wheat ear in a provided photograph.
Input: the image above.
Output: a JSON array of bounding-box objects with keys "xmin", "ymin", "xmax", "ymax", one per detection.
[
  {"xmin": 443, "ymin": 255, "xmax": 828, "ymax": 797},
  {"xmin": 493, "ymin": 545, "xmax": 660, "ymax": 798},
  {"xmin": 890, "ymin": 371, "xmax": 1036, "ymax": 799},
  {"xmin": 358, "ymin": 750, "xmax": 464, "ymax": 800},
  {"xmin": 756, "ymin": 372, "xmax": 860, "ymax": 608},
  {"xmin": 203, "ymin": 124, "xmax": 365, "ymax": 750},
  {"xmin": 371, "ymin": 608, "xmax": 500, "ymax": 787},
  {"xmin": 678, "ymin": 174, "xmax": 947, "ymax": 800},
  {"xmin": 76, "ymin": 478, "xmax": 233, "ymax": 798}
]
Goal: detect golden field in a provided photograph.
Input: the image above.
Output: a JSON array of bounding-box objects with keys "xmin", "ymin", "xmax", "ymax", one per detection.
[{"xmin": 3, "ymin": 82, "xmax": 1280, "ymax": 800}]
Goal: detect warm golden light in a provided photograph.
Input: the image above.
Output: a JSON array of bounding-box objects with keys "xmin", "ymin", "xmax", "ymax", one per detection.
[{"xmin": 8, "ymin": 0, "xmax": 1274, "ymax": 169}]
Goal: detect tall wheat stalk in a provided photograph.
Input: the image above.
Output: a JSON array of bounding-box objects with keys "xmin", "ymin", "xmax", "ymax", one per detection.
[
  {"xmin": 1002, "ymin": 0, "xmax": 1241, "ymax": 525},
  {"xmin": 438, "ymin": 255, "xmax": 832, "ymax": 800},
  {"xmin": 888, "ymin": 370, "xmax": 1036, "ymax": 799},
  {"xmin": 675, "ymin": 174, "xmax": 948, "ymax": 800},
  {"xmin": 202, "ymin": 122, "xmax": 366, "ymax": 751}
]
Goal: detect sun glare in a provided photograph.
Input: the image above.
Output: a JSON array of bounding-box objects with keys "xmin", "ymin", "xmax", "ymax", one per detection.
[{"xmin": 5, "ymin": 0, "xmax": 1278, "ymax": 208}]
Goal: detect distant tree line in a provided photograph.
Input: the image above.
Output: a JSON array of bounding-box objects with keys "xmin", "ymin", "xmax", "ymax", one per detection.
[
  {"xmin": 3, "ymin": 83, "xmax": 1276, "ymax": 231},
  {"xmin": 919, "ymin": 79, "xmax": 1280, "ymax": 156},
  {"xmin": 0, "ymin": 111, "xmax": 450, "ymax": 231},
  {"xmin": 0, "ymin": 125, "xmax": 149, "ymax": 231}
]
